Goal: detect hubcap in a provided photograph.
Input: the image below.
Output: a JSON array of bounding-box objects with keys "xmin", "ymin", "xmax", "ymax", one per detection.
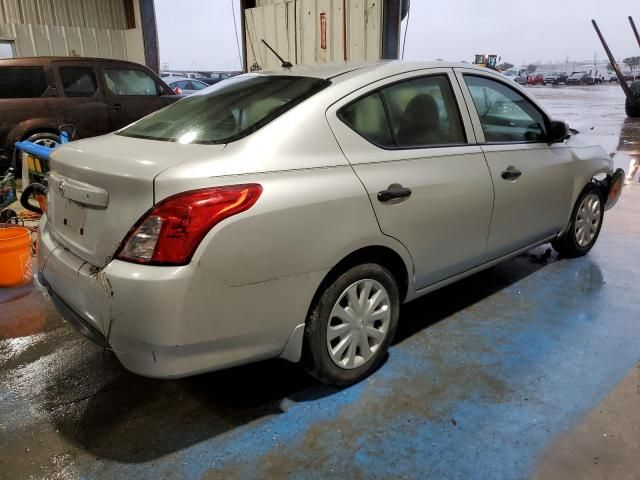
[
  {"xmin": 326, "ymin": 279, "xmax": 391, "ymax": 370},
  {"xmin": 575, "ymin": 193, "xmax": 601, "ymax": 247},
  {"xmin": 32, "ymin": 138, "xmax": 58, "ymax": 148}
]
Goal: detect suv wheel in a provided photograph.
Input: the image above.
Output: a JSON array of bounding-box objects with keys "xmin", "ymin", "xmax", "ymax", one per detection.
[
  {"xmin": 302, "ymin": 263, "xmax": 400, "ymax": 386},
  {"xmin": 16, "ymin": 132, "xmax": 61, "ymax": 178},
  {"xmin": 552, "ymin": 184, "xmax": 604, "ymax": 257}
]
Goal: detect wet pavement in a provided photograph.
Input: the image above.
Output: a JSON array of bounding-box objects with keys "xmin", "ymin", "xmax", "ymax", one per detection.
[{"xmin": 1, "ymin": 84, "xmax": 640, "ymax": 480}]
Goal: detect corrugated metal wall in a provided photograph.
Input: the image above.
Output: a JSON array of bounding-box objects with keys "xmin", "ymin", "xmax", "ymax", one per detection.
[
  {"xmin": 0, "ymin": 0, "xmax": 132, "ymax": 59},
  {"xmin": 0, "ymin": 0, "xmax": 127, "ymax": 29},
  {"xmin": 245, "ymin": 0, "xmax": 382, "ymax": 70}
]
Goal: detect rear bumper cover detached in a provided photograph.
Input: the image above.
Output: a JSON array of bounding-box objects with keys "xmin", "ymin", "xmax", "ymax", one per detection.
[{"xmin": 37, "ymin": 217, "xmax": 325, "ymax": 378}]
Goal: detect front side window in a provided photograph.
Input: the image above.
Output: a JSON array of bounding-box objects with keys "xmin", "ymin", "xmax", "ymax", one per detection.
[
  {"xmin": 119, "ymin": 75, "xmax": 329, "ymax": 144},
  {"xmin": 104, "ymin": 68, "xmax": 158, "ymax": 96},
  {"xmin": 382, "ymin": 75, "xmax": 466, "ymax": 147},
  {"xmin": 59, "ymin": 67, "xmax": 98, "ymax": 97},
  {"xmin": 0, "ymin": 67, "xmax": 47, "ymax": 98},
  {"xmin": 464, "ymin": 75, "xmax": 547, "ymax": 143}
]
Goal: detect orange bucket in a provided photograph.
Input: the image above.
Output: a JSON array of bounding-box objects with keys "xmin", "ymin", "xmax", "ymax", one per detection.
[{"xmin": 0, "ymin": 227, "xmax": 33, "ymax": 287}]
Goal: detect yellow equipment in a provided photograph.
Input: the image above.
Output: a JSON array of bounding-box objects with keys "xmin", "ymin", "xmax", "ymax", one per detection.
[{"xmin": 473, "ymin": 54, "xmax": 498, "ymax": 70}]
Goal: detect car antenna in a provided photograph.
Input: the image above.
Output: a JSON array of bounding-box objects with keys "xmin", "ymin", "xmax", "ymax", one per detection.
[{"xmin": 261, "ymin": 39, "xmax": 293, "ymax": 68}]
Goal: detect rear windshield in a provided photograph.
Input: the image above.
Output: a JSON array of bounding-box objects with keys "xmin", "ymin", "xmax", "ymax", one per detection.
[
  {"xmin": 0, "ymin": 66, "xmax": 48, "ymax": 98},
  {"xmin": 118, "ymin": 75, "xmax": 330, "ymax": 144}
]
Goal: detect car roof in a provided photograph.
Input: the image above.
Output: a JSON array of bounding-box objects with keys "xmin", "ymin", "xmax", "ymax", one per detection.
[
  {"xmin": 254, "ymin": 60, "xmax": 500, "ymax": 81},
  {"xmin": 0, "ymin": 56, "xmax": 151, "ymax": 68}
]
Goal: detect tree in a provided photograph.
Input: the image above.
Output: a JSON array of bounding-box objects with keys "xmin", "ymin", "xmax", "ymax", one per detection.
[
  {"xmin": 498, "ymin": 62, "xmax": 514, "ymax": 71},
  {"xmin": 527, "ymin": 64, "xmax": 537, "ymax": 74},
  {"xmin": 622, "ymin": 56, "xmax": 640, "ymax": 68}
]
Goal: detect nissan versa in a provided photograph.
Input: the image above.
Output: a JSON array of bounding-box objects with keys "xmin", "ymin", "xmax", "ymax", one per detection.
[{"xmin": 38, "ymin": 62, "xmax": 624, "ymax": 386}]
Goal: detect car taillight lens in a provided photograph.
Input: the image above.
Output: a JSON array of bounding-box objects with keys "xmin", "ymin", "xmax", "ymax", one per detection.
[
  {"xmin": 117, "ymin": 184, "xmax": 262, "ymax": 265},
  {"xmin": 174, "ymin": 86, "xmax": 182, "ymax": 94}
]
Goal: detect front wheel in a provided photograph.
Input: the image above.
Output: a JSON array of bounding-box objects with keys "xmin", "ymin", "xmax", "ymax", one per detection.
[
  {"xmin": 552, "ymin": 185, "xmax": 604, "ymax": 257},
  {"xmin": 302, "ymin": 264, "xmax": 400, "ymax": 386}
]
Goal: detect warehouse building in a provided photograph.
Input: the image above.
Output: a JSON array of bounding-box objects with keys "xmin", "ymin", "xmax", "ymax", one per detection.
[{"xmin": 0, "ymin": 0, "xmax": 159, "ymax": 71}]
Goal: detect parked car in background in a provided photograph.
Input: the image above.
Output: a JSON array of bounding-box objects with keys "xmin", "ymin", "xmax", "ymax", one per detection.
[
  {"xmin": 566, "ymin": 71, "xmax": 594, "ymax": 85},
  {"xmin": 527, "ymin": 73, "xmax": 544, "ymax": 85},
  {"xmin": 502, "ymin": 69, "xmax": 520, "ymax": 82},
  {"xmin": 543, "ymin": 71, "xmax": 568, "ymax": 85},
  {"xmin": 515, "ymin": 72, "xmax": 529, "ymax": 85},
  {"xmin": 38, "ymin": 61, "xmax": 623, "ymax": 386},
  {"xmin": 0, "ymin": 56, "xmax": 178, "ymax": 170},
  {"xmin": 164, "ymin": 76, "xmax": 210, "ymax": 95},
  {"xmin": 206, "ymin": 72, "xmax": 232, "ymax": 84}
]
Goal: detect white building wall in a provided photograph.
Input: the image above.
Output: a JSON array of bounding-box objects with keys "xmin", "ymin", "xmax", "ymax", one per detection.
[
  {"xmin": 245, "ymin": 0, "xmax": 382, "ymax": 70},
  {"xmin": 0, "ymin": 0, "xmax": 144, "ymax": 63}
]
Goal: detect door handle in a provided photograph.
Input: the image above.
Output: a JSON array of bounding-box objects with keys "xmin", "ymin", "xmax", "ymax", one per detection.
[
  {"xmin": 377, "ymin": 183, "xmax": 412, "ymax": 202},
  {"xmin": 109, "ymin": 103, "xmax": 124, "ymax": 112},
  {"xmin": 501, "ymin": 166, "xmax": 522, "ymax": 181}
]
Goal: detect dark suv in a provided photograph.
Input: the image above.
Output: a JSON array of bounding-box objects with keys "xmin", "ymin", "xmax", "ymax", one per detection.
[{"xmin": 0, "ymin": 57, "xmax": 179, "ymax": 169}]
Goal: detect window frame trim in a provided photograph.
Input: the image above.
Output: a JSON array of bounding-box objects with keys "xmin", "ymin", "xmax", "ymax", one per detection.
[
  {"xmin": 456, "ymin": 71, "xmax": 552, "ymax": 146},
  {"xmin": 336, "ymin": 72, "xmax": 470, "ymax": 151}
]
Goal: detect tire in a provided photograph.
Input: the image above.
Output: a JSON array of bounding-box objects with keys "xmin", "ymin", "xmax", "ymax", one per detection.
[
  {"xmin": 15, "ymin": 131, "xmax": 61, "ymax": 178},
  {"xmin": 626, "ymin": 81, "xmax": 640, "ymax": 118},
  {"xmin": 302, "ymin": 263, "xmax": 400, "ymax": 386},
  {"xmin": 626, "ymin": 99, "xmax": 640, "ymax": 118},
  {"xmin": 552, "ymin": 184, "xmax": 604, "ymax": 258}
]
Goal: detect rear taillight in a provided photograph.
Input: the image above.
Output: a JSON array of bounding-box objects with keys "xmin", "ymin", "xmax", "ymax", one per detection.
[
  {"xmin": 117, "ymin": 184, "xmax": 262, "ymax": 265},
  {"xmin": 174, "ymin": 86, "xmax": 182, "ymax": 94}
]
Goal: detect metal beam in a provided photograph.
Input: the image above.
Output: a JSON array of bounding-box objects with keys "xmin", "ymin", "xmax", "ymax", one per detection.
[
  {"xmin": 139, "ymin": 0, "xmax": 160, "ymax": 73},
  {"xmin": 592, "ymin": 19, "xmax": 637, "ymax": 105},
  {"xmin": 630, "ymin": 16, "xmax": 640, "ymax": 49},
  {"xmin": 382, "ymin": 0, "xmax": 402, "ymax": 59}
]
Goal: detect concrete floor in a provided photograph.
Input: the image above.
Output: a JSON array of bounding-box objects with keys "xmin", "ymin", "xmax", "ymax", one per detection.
[{"xmin": 1, "ymin": 84, "xmax": 639, "ymax": 480}]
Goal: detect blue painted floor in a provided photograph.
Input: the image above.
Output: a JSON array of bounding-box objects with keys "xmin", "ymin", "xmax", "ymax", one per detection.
[{"xmin": 1, "ymin": 85, "xmax": 639, "ymax": 479}]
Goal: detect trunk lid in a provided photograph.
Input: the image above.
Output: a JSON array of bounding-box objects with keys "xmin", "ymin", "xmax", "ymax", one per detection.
[{"xmin": 46, "ymin": 133, "xmax": 225, "ymax": 267}]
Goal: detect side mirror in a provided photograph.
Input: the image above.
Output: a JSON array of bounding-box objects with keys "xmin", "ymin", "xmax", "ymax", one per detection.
[{"xmin": 548, "ymin": 120, "xmax": 571, "ymax": 144}]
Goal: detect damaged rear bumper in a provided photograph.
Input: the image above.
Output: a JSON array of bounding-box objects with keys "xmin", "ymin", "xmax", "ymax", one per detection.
[{"xmin": 37, "ymin": 216, "xmax": 321, "ymax": 379}]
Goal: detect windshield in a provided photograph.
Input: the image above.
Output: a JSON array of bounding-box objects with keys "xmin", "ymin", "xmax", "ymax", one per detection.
[{"xmin": 119, "ymin": 75, "xmax": 329, "ymax": 144}]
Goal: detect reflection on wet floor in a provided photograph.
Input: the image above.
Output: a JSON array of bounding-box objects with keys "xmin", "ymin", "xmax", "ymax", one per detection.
[
  {"xmin": 617, "ymin": 118, "xmax": 640, "ymax": 183},
  {"xmin": 530, "ymin": 84, "xmax": 640, "ymax": 184}
]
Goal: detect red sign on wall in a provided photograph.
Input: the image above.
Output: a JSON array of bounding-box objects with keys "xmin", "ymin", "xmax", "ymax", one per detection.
[{"xmin": 320, "ymin": 12, "xmax": 327, "ymax": 50}]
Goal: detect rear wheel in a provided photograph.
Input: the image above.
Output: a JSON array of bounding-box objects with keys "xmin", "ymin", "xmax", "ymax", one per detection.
[
  {"xmin": 302, "ymin": 263, "xmax": 400, "ymax": 386},
  {"xmin": 552, "ymin": 184, "xmax": 604, "ymax": 257}
]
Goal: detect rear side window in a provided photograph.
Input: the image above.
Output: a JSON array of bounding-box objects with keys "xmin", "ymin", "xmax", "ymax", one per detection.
[
  {"xmin": 339, "ymin": 91, "xmax": 394, "ymax": 147},
  {"xmin": 104, "ymin": 68, "xmax": 158, "ymax": 96},
  {"xmin": 119, "ymin": 75, "xmax": 330, "ymax": 144},
  {"xmin": 382, "ymin": 75, "xmax": 466, "ymax": 147},
  {"xmin": 338, "ymin": 74, "xmax": 466, "ymax": 149},
  {"xmin": 0, "ymin": 67, "xmax": 47, "ymax": 98},
  {"xmin": 59, "ymin": 67, "xmax": 98, "ymax": 97}
]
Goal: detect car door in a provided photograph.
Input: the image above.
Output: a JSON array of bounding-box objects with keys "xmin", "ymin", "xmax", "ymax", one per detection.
[
  {"xmin": 455, "ymin": 70, "xmax": 574, "ymax": 260},
  {"xmin": 327, "ymin": 69, "xmax": 494, "ymax": 290},
  {"xmin": 50, "ymin": 61, "xmax": 109, "ymax": 139},
  {"xmin": 100, "ymin": 63, "xmax": 175, "ymax": 130}
]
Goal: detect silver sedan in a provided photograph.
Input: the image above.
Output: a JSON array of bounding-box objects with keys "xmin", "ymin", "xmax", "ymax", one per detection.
[{"xmin": 38, "ymin": 62, "xmax": 624, "ymax": 386}]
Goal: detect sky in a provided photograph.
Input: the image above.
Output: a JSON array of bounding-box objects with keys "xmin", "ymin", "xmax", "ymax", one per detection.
[{"xmin": 154, "ymin": 0, "xmax": 639, "ymax": 71}]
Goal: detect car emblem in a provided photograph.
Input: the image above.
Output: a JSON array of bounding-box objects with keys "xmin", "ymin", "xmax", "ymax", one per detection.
[{"xmin": 58, "ymin": 180, "xmax": 65, "ymax": 197}]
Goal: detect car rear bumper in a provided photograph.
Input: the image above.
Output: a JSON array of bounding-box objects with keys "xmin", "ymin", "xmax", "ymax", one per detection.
[{"xmin": 38, "ymin": 217, "xmax": 326, "ymax": 378}]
